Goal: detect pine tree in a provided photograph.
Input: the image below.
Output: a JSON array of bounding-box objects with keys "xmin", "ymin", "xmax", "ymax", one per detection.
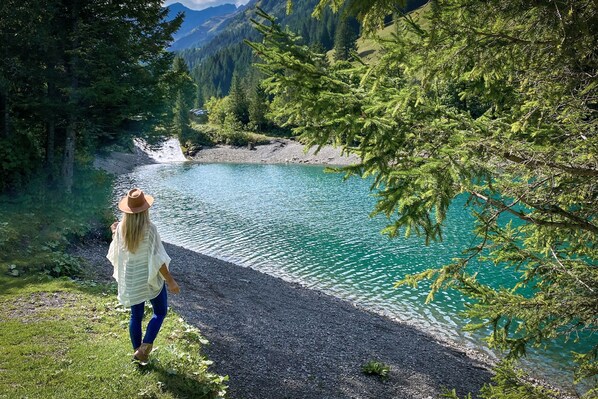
[
  {"xmin": 173, "ymin": 91, "xmax": 191, "ymax": 140},
  {"xmin": 0, "ymin": 0, "xmax": 182, "ymax": 191},
  {"xmin": 228, "ymin": 73, "xmax": 249, "ymax": 125},
  {"xmin": 246, "ymin": 71, "xmax": 268, "ymax": 132},
  {"xmin": 169, "ymin": 57, "xmax": 196, "ymax": 141},
  {"xmin": 332, "ymin": 16, "xmax": 359, "ymax": 61},
  {"xmin": 248, "ymin": 3, "xmax": 598, "ymax": 396}
]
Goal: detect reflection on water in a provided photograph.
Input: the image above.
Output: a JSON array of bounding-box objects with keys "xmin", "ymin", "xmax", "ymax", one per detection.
[{"xmin": 115, "ymin": 162, "xmax": 586, "ymax": 389}]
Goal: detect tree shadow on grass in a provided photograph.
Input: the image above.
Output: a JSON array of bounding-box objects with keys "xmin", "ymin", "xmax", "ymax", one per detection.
[{"xmin": 137, "ymin": 361, "xmax": 226, "ymax": 399}]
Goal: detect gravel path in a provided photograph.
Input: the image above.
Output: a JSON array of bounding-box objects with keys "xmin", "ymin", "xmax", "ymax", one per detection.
[{"xmin": 73, "ymin": 238, "xmax": 493, "ymax": 399}]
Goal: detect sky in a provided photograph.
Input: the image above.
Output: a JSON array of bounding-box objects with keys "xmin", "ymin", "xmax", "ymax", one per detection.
[{"xmin": 162, "ymin": 0, "xmax": 249, "ymax": 11}]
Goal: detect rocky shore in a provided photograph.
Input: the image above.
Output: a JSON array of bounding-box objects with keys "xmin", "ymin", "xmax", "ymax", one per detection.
[
  {"xmin": 94, "ymin": 137, "xmax": 359, "ymax": 177},
  {"xmin": 187, "ymin": 139, "xmax": 361, "ymax": 166}
]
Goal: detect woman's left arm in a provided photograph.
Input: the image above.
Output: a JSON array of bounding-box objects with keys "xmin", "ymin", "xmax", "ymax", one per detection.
[{"xmin": 159, "ymin": 264, "xmax": 180, "ymax": 294}]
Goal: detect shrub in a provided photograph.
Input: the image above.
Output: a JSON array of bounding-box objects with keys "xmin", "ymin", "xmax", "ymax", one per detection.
[{"xmin": 361, "ymin": 360, "xmax": 390, "ymax": 380}]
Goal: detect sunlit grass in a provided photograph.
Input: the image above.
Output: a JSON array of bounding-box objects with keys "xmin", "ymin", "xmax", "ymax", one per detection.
[{"xmin": 0, "ymin": 273, "xmax": 228, "ymax": 399}]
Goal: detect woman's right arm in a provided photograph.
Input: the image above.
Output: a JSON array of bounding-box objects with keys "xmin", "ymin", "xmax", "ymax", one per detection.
[{"xmin": 159, "ymin": 264, "xmax": 180, "ymax": 294}]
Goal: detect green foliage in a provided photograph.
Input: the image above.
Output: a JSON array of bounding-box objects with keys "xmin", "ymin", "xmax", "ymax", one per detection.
[
  {"xmin": 168, "ymin": 56, "xmax": 197, "ymax": 143},
  {"xmin": 361, "ymin": 360, "xmax": 390, "ymax": 380},
  {"xmin": 247, "ymin": 83, "xmax": 268, "ymax": 132},
  {"xmin": 442, "ymin": 361, "xmax": 562, "ymax": 399},
  {"xmin": 229, "ymin": 73, "xmax": 250, "ymax": 125},
  {"xmin": 0, "ymin": 0, "xmax": 183, "ymax": 190},
  {"xmin": 188, "ymin": 122, "xmax": 219, "ymax": 147},
  {"xmin": 174, "ymin": 91, "xmax": 193, "ymax": 141},
  {"xmin": 185, "ymin": 120, "xmax": 271, "ymax": 149},
  {"xmin": 248, "ymin": 0, "xmax": 598, "ymax": 392},
  {"xmin": 0, "ymin": 167, "xmax": 113, "ymax": 277},
  {"xmin": 0, "ymin": 133, "xmax": 43, "ymax": 192},
  {"xmin": 204, "ymin": 89, "xmax": 275, "ymax": 145},
  {"xmin": 183, "ymin": 0, "xmax": 341, "ymax": 106},
  {"xmin": 206, "ymin": 97, "xmax": 231, "ymax": 126},
  {"xmin": 333, "ymin": 16, "xmax": 360, "ymax": 61}
]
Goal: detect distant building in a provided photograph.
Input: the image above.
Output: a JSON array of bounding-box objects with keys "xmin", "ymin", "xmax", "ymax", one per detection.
[
  {"xmin": 190, "ymin": 108, "xmax": 208, "ymax": 123},
  {"xmin": 190, "ymin": 108, "xmax": 208, "ymax": 116}
]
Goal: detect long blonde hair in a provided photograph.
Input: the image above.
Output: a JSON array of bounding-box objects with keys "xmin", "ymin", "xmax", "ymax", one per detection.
[{"xmin": 121, "ymin": 209, "xmax": 149, "ymax": 253}]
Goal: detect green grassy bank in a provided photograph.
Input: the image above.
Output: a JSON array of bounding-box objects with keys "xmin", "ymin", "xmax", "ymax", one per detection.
[{"xmin": 0, "ymin": 273, "xmax": 227, "ymax": 399}]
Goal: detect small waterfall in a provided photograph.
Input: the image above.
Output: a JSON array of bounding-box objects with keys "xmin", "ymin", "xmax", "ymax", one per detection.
[{"xmin": 133, "ymin": 137, "xmax": 187, "ymax": 163}]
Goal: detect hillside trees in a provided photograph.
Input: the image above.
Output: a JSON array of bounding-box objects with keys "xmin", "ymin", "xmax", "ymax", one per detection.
[
  {"xmin": 167, "ymin": 57, "xmax": 196, "ymax": 141},
  {"xmin": 228, "ymin": 73, "xmax": 250, "ymax": 125},
  {"xmin": 248, "ymin": 0, "xmax": 597, "ymax": 396},
  {"xmin": 0, "ymin": 0, "xmax": 182, "ymax": 192},
  {"xmin": 333, "ymin": 16, "xmax": 359, "ymax": 61},
  {"xmin": 183, "ymin": 0, "xmax": 341, "ymax": 105},
  {"xmin": 204, "ymin": 69, "xmax": 271, "ymax": 134}
]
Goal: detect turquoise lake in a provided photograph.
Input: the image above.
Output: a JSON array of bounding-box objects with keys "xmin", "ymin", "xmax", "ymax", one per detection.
[{"xmin": 115, "ymin": 162, "xmax": 589, "ymax": 389}]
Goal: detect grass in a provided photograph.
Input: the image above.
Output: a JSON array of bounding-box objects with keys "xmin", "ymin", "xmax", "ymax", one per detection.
[
  {"xmin": 0, "ymin": 167, "xmax": 114, "ymax": 278},
  {"xmin": 0, "ymin": 272, "xmax": 228, "ymax": 399},
  {"xmin": 354, "ymin": 23, "xmax": 398, "ymax": 63}
]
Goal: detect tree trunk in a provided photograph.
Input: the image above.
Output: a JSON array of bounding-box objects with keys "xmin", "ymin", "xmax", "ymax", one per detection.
[
  {"xmin": 46, "ymin": 118, "xmax": 55, "ymax": 168},
  {"xmin": 62, "ymin": 1, "xmax": 78, "ymax": 193},
  {"xmin": 0, "ymin": 89, "xmax": 8, "ymax": 138},
  {"xmin": 62, "ymin": 66, "xmax": 78, "ymax": 192},
  {"xmin": 62, "ymin": 115, "xmax": 75, "ymax": 191},
  {"xmin": 45, "ymin": 71, "xmax": 56, "ymax": 176}
]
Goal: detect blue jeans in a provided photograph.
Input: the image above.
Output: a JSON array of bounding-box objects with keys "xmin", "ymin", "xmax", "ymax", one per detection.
[{"xmin": 129, "ymin": 284, "xmax": 168, "ymax": 350}]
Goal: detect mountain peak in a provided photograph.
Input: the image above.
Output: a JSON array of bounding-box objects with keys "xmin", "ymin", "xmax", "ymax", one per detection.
[
  {"xmin": 165, "ymin": 2, "xmax": 238, "ymax": 43},
  {"xmin": 167, "ymin": 2, "xmax": 236, "ymax": 13}
]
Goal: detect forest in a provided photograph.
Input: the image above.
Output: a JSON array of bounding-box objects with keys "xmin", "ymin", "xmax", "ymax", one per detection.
[
  {"xmin": 0, "ymin": 0, "xmax": 197, "ymax": 293},
  {"xmin": 0, "ymin": 0, "xmax": 192, "ymax": 192}
]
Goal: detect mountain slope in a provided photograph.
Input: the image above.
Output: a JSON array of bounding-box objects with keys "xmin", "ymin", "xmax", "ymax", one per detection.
[
  {"xmin": 179, "ymin": 0, "xmax": 337, "ymax": 102},
  {"xmin": 165, "ymin": 2, "xmax": 237, "ymax": 50},
  {"xmin": 181, "ymin": 0, "xmax": 429, "ymax": 103}
]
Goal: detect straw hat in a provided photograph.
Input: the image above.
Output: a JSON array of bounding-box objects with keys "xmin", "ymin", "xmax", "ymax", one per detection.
[{"xmin": 118, "ymin": 188, "xmax": 154, "ymax": 214}]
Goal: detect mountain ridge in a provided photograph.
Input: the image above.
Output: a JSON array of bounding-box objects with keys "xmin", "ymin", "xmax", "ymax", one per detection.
[{"xmin": 165, "ymin": 2, "xmax": 238, "ymax": 50}]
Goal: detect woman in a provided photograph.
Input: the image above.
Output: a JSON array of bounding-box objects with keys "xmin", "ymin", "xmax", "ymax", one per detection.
[{"xmin": 107, "ymin": 188, "xmax": 180, "ymax": 364}]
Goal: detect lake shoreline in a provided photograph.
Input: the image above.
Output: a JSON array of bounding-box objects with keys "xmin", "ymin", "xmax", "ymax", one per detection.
[
  {"xmin": 94, "ymin": 137, "xmax": 360, "ymax": 176},
  {"xmin": 72, "ymin": 236, "xmax": 496, "ymax": 399},
  {"xmin": 91, "ymin": 139, "xmax": 575, "ymax": 398}
]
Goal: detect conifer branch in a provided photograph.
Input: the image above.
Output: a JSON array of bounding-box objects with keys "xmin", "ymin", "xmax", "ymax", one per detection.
[
  {"xmin": 550, "ymin": 247, "xmax": 595, "ymax": 294},
  {"xmin": 469, "ymin": 191, "xmax": 598, "ymax": 234},
  {"xmin": 503, "ymin": 152, "xmax": 598, "ymax": 177}
]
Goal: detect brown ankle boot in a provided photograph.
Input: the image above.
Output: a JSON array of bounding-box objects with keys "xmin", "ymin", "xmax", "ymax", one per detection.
[{"xmin": 133, "ymin": 343, "xmax": 153, "ymax": 364}]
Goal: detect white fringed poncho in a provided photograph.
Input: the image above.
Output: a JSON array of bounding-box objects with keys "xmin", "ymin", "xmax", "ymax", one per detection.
[{"xmin": 107, "ymin": 222, "xmax": 171, "ymax": 307}]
